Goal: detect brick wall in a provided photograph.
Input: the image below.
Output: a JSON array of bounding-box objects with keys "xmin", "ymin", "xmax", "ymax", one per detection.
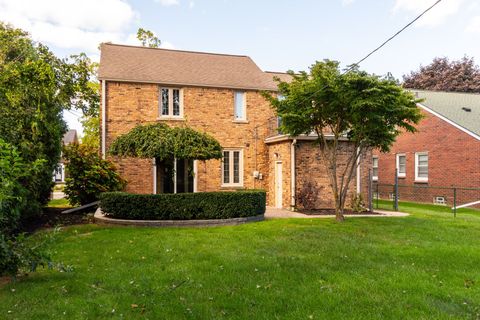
[
  {"xmin": 102, "ymin": 80, "xmax": 373, "ymax": 209},
  {"xmin": 295, "ymin": 141, "xmax": 371, "ymax": 209},
  {"xmin": 373, "ymin": 108, "xmax": 480, "ymax": 205},
  {"xmin": 103, "ymin": 81, "xmax": 274, "ymax": 195}
]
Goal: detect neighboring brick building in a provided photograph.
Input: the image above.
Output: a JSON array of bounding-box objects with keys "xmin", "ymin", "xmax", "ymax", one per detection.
[
  {"xmin": 373, "ymin": 90, "xmax": 480, "ymax": 206},
  {"xmin": 98, "ymin": 43, "xmax": 370, "ymax": 209}
]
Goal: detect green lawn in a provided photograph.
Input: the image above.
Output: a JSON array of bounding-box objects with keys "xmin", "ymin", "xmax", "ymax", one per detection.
[
  {"xmin": 1, "ymin": 205, "xmax": 480, "ymax": 319},
  {"xmin": 47, "ymin": 198, "xmax": 71, "ymax": 208}
]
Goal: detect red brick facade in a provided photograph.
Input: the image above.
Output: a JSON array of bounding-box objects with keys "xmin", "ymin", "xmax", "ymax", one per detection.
[
  {"xmin": 373, "ymin": 108, "xmax": 480, "ymax": 206},
  {"xmin": 101, "ymin": 80, "xmax": 371, "ymax": 209}
]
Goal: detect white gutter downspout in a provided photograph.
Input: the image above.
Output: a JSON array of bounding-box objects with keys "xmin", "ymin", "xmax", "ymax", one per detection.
[
  {"xmin": 101, "ymin": 80, "xmax": 106, "ymax": 160},
  {"xmin": 356, "ymin": 147, "xmax": 361, "ymax": 194},
  {"xmin": 290, "ymin": 139, "xmax": 297, "ymax": 209}
]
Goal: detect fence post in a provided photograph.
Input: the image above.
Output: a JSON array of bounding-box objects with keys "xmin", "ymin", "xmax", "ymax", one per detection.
[
  {"xmin": 453, "ymin": 187, "xmax": 457, "ymax": 218},
  {"xmin": 394, "ymin": 169, "xmax": 399, "ymax": 211},
  {"xmin": 368, "ymin": 169, "xmax": 373, "ymax": 212}
]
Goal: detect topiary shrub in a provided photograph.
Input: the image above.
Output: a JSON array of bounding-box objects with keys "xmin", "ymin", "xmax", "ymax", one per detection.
[
  {"xmin": 63, "ymin": 144, "xmax": 126, "ymax": 206},
  {"xmin": 99, "ymin": 190, "xmax": 266, "ymax": 220}
]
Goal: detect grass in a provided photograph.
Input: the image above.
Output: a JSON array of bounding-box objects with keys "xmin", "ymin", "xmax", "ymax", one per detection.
[
  {"xmin": 1, "ymin": 205, "xmax": 480, "ymax": 319},
  {"xmin": 47, "ymin": 198, "xmax": 71, "ymax": 208}
]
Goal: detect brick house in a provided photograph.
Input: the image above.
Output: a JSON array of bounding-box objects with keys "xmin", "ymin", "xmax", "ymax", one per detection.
[
  {"xmin": 53, "ymin": 129, "xmax": 78, "ymax": 183},
  {"xmin": 98, "ymin": 43, "xmax": 371, "ymax": 209},
  {"xmin": 373, "ymin": 90, "xmax": 480, "ymax": 206}
]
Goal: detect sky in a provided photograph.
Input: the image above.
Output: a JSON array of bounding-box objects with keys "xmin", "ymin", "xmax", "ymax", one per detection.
[{"xmin": 0, "ymin": 0, "xmax": 479, "ymax": 137}]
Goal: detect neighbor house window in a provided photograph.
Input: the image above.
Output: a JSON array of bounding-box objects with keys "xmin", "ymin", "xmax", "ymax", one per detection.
[
  {"xmin": 372, "ymin": 156, "xmax": 378, "ymax": 181},
  {"xmin": 396, "ymin": 154, "xmax": 406, "ymax": 178},
  {"xmin": 222, "ymin": 149, "xmax": 243, "ymax": 186},
  {"xmin": 159, "ymin": 87, "xmax": 183, "ymax": 118},
  {"xmin": 415, "ymin": 152, "xmax": 428, "ymax": 182},
  {"xmin": 234, "ymin": 91, "xmax": 246, "ymax": 121},
  {"xmin": 276, "ymin": 94, "xmax": 284, "ymax": 134}
]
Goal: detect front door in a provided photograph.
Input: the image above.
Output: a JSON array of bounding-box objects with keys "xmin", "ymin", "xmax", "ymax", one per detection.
[{"xmin": 274, "ymin": 161, "xmax": 283, "ymax": 208}]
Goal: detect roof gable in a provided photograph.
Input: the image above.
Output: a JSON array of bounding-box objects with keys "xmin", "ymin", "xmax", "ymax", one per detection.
[
  {"xmin": 98, "ymin": 43, "xmax": 281, "ymax": 91},
  {"xmin": 412, "ymin": 90, "xmax": 480, "ymax": 139}
]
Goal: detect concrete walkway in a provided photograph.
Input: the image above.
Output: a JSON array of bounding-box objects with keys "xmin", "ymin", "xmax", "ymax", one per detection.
[{"xmin": 265, "ymin": 207, "xmax": 409, "ymax": 219}]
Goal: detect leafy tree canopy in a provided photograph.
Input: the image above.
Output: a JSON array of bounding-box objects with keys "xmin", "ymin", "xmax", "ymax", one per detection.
[
  {"xmin": 0, "ymin": 22, "xmax": 98, "ymax": 216},
  {"xmin": 403, "ymin": 56, "xmax": 480, "ymax": 93},
  {"xmin": 109, "ymin": 123, "xmax": 223, "ymax": 161},
  {"xmin": 136, "ymin": 28, "xmax": 161, "ymax": 48},
  {"xmin": 264, "ymin": 60, "xmax": 422, "ymax": 220}
]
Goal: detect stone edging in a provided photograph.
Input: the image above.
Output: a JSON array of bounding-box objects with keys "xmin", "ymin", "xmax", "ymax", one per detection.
[{"xmin": 94, "ymin": 208, "xmax": 264, "ymax": 227}]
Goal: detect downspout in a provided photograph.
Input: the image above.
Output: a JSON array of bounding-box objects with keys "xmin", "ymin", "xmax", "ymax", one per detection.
[
  {"xmin": 356, "ymin": 147, "xmax": 361, "ymax": 194},
  {"xmin": 101, "ymin": 80, "xmax": 106, "ymax": 160},
  {"xmin": 290, "ymin": 138, "xmax": 297, "ymax": 209}
]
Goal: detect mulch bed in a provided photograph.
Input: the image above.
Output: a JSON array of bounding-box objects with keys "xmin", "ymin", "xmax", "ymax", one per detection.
[
  {"xmin": 299, "ymin": 209, "xmax": 379, "ymax": 216},
  {"xmin": 21, "ymin": 207, "xmax": 94, "ymax": 233}
]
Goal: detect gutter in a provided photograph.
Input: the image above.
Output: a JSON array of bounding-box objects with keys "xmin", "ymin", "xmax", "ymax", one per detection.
[
  {"xmin": 356, "ymin": 147, "xmax": 361, "ymax": 194},
  {"xmin": 290, "ymin": 138, "xmax": 297, "ymax": 209},
  {"xmin": 101, "ymin": 80, "xmax": 106, "ymax": 159}
]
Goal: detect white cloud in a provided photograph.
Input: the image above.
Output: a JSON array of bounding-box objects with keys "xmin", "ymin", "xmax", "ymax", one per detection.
[
  {"xmin": 189, "ymin": 1, "xmax": 195, "ymax": 9},
  {"xmin": 154, "ymin": 0, "xmax": 179, "ymax": 6},
  {"xmin": 393, "ymin": 0, "xmax": 462, "ymax": 27},
  {"xmin": 342, "ymin": 0, "xmax": 355, "ymax": 7},
  {"xmin": 466, "ymin": 16, "xmax": 480, "ymax": 33},
  {"xmin": 0, "ymin": 0, "xmax": 136, "ymax": 52}
]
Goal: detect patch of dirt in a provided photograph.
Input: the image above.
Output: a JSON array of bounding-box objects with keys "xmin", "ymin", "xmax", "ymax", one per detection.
[
  {"xmin": 22, "ymin": 207, "xmax": 95, "ymax": 233},
  {"xmin": 299, "ymin": 209, "xmax": 379, "ymax": 215}
]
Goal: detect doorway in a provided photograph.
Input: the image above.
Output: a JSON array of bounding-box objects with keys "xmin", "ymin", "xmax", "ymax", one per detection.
[
  {"xmin": 274, "ymin": 161, "xmax": 283, "ymax": 208},
  {"xmin": 156, "ymin": 158, "xmax": 194, "ymax": 194}
]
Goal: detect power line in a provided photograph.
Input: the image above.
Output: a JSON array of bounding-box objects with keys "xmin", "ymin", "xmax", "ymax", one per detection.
[
  {"xmin": 254, "ymin": 0, "xmax": 444, "ymax": 133},
  {"xmin": 348, "ymin": 0, "xmax": 442, "ymax": 71}
]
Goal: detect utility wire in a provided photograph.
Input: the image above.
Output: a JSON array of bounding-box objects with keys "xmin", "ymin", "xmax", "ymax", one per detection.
[{"xmin": 254, "ymin": 0, "xmax": 443, "ymax": 132}]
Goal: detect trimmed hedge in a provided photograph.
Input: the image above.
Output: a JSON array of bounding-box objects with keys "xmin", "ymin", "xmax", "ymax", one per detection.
[{"xmin": 99, "ymin": 190, "xmax": 266, "ymax": 220}]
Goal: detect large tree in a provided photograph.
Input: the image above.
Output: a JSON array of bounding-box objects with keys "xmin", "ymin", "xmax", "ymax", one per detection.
[
  {"xmin": 403, "ymin": 56, "xmax": 480, "ymax": 93},
  {"xmin": 0, "ymin": 22, "xmax": 98, "ymax": 218},
  {"xmin": 264, "ymin": 60, "xmax": 422, "ymax": 221}
]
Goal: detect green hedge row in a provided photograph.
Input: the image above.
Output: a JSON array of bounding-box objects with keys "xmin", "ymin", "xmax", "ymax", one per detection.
[{"xmin": 99, "ymin": 190, "xmax": 266, "ymax": 220}]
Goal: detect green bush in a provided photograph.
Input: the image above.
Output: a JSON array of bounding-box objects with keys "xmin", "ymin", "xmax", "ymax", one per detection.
[
  {"xmin": 100, "ymin": 190, "xmax": 266, "ymax": 220},
  {"xmin": 63, "ymin": 144, "xmax": 126, "ymax": 205}
]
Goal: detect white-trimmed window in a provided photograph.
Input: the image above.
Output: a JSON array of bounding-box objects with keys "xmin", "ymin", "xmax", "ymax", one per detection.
[
  {"xmin": 396, "ymin": 154, "xmax": 406, "ymax": 178},
  {"xmin": 234, "ymin": 91, "xmax": 246, "ymax": 121},
  {"xmin": 415, "ymin": 152, "xmax": 428, "ymax": 182},
  {"xmin": 222, "ymin": 149, "xmax": 243, "ymax": 186},
  {"xmin": 372, "ymin": 156, "xmax": 378, "ymax": 181},
  {"xmin": 159, "ymin": 87, "xmax": 183, "ymax": 118}
]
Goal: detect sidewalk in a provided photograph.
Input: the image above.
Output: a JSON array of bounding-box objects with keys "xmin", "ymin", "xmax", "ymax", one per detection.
[{"xmin": 265, "ymin": 207, "xmax": 409, "ymax": 219}]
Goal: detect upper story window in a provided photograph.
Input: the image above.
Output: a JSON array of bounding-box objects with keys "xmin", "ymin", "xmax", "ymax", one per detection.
[
  {"xmin": 372, "ymin": 156, "xmax": 378, "ymax": 181},
  {"xmin": 159, "ymin": 87, "xmax": 183, "ymax": 118},
  {"xmin": 234, "ymin": 91, "xmax": 246, "ymax": 121},
  {"xmin": 222, "ymin": 149, "xmax": 243, "ymax": 187},
  {"xmin": 396, "ymin": 154, "xmax": 406, "ymax": 178},
  {"xmin": 415, "ymin": 152, "xmax": 428, "ymax": 182}
]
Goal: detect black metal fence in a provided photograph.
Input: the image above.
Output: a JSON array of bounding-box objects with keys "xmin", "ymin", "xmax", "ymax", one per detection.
[{"xmin": 372, "ymin": 182, "xmax": 480, "ymax": 214}]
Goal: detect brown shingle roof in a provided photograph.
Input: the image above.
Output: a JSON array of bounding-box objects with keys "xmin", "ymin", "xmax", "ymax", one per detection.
[
  {"xmin": 62, "ymin": 129, "xmax": 78, "ymax": 145},
  {"xmin": 98, "ymin": 43, "xmax": 282, "ymax": 91}
]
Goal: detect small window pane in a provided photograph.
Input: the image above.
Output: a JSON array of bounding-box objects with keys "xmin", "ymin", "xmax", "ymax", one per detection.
[
  {"xmin": 418, "ymin": 167, "xmax": 428, "ymax": 177},
  {"xmin": 173, "ymin": 89, "xmax": 180, "ymax": 116},
  {"xmin": 233, "ymin": 151, "xmax": 240, "ymax": 183},
  {"xmin": 372, "ymin": 157, "xmax": 378, "ymax": 167},
  {"xmin": 234, "ymin": 92, "xmax": 244, "ymax": 119},
  {"xmin": 373, "ymin": 167, "xmax": 378, "ymax": 177},
  {"xmin": 161, "ymin": 88, "xmax": 169, "ymax": 116},
  {"xmin": 398, "ymin": 155, "xmax": 406, "ymax": 174},
  {"xmin": 223, "ymin": 151, "xmax": 230, "ymax": 184}
]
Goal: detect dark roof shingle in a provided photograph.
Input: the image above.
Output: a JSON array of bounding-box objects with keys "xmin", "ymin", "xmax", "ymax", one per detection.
[{"xmin": 99, "ymin": 43, "xmax": 282, "ymax": 91}]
